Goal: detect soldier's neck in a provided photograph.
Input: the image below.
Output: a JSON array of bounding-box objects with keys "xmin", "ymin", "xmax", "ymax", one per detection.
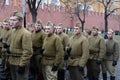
[
  {"xmin": 47, "ymin": 33, "xmax": 53, "ymax": 37},
  {"xmin": 35, "ymin": 29, "xmax": 41, "ymax": 33},
  {"xmin": 15, "ymin": 26, "xmax": 21, "ymax": 30}
]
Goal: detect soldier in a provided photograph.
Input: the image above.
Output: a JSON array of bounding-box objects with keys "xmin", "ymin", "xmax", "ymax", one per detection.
[
  {"xmin": 67, "ymin": 23, "xmax": 89, "ymax": 80},
  {"xmin": 0, "ymin": 18, "xmax": 12, "ymax": 80},
  {"xmin": 26, "ymin": 23, "xmax": 35, "ymax": 33},
  {"xmin": 83, "ymin": 29, "xmax": 91, "ymax": 38},
  {"xmin": 1, "ymin": 18, "xmax": 12, "ymax": 67},
  {"xmin": 41, "ymin": 21, "xmax": 64, "ymax": 80},
  {"xmin": 29, "ymin": 23, "xmax": 35, "ymax": 33},
  {"xmin": 55, "ymin": 24, "xmax": 69, "ymax": 80},
  {"xmin": 26, "ymin": 23, "xmax": 31, "ymax": 31},
  {"xmin": 87, "ymin": 26, "xmax": 106, "ymax": 80},
  {"xmin": 9, "ymin": 11, "xmax": 33, "ymax": 80},
  {"xmin": 101, "ymin": 29, "xmax": 119, "ymax": 80},
  {"xmin": 31, "ymin": 20, "xmax": 46, "ymax": 80}
]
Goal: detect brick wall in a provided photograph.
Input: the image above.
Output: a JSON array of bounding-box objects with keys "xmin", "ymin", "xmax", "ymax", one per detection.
[{"xmin": 0, "ymin": 0, "xmax": 120, "ymax": 30}]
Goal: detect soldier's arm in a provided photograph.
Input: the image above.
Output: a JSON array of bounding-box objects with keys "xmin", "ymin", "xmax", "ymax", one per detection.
[
  {"xmin": 54, "ymin": 37, "xmax": 64, "ymax": 66},
  {"xmin": 98, "ymin": 38, "xmax": 106, "ymax": 61},
  {"xmin": 42, "ymin": 31, "xmax": 46, "ymax": 42},
  {"xmin": 79, "ymin": 38, "xmax": 89, "ymax": 67},
  {"xmin": 19, "ymin": 32, "xmax": 33, "ymax": 66},
  {"xmin": 7, "ymin": 29, "xmax": 12, "ymax": 46},
  {"xmin": 113, "ymin": 41, "xmax": 119, "ymax": 61}
]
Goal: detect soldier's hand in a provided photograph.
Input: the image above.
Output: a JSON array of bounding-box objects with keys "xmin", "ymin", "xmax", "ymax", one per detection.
[
  {"xmin": 96, "ymin": 60, "xmax": 101, "ymax": 65},
  {"xmin": 104, "ymin": 34, "xmax": 108, "ymax": 39},
  {"xmin": 0, "ymin": 38, "xmax": 2, "ymax": 42},
  {"xmin": 16, "ymin": 66, "xmax": 25, "ymax": 74},
  {"xmin": 64, "ymin": 55, "xmax": 69, "ymax": 60},
  {"xmin": 6, "ymin": 47, "xmax": 10, "ymax": 54},
  {"xmin": 77, "ymin": 66, "xmax": 84, "ymax": 71},
  {"xmin": 39, "ymin": 48, "xmax": 44, "ymax": 54},
  {"xmin": 112, "ymin": 61, "xmax": 117, "ymax": 66},
  {"xmin": 66, "ymin": 47, "xmax": 72, "ymax": 55},
  {"xmin": 51, "ymin": 66, "xmax": 58, "ymax": 71},
  {"xmin": 3, "ymin": 43, "xmax": 9, "ymax": 48}
]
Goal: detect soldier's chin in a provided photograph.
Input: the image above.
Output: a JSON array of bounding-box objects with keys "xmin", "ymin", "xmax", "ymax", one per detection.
[
  {"xmin": 74, "ymin": 32, "xmax": 78, "ymax": 35},
  {"xmin": 12, "ymin": 26, "xmax": 15, "ymax": 28},
  {"xmin": 12, "ymin": 26, "xmax": 16, "ymax": 29},
  {"xmin": 45, "ymin": 32, "xmax": 49, "ymax": 35}
]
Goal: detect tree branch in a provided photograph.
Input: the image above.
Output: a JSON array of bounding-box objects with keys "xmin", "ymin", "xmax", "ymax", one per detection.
[
  {"xmin": 108, "ymin": 1, "xmax": 114, "ymax": 10},
  {"xmin": 97, "ymin": 0, "xmax": 106, "ymax": 8},
  {"xmin": 107, "ymin": 8, "xmax": 120, "ymax": 16},
  {"xmin": 32, "ymin": 0, "xmax": 36, "ymax": 9},
  {"xmin": 107, "ymin": 0, "xmax": 112, "ymax": 5},
  {"xmin": 27, "ymin": 0, "xmax": 32, "ymax": 12},
  {"xmin": 36, "ymin": 0, "xmax": 41, "ymax": 10}
]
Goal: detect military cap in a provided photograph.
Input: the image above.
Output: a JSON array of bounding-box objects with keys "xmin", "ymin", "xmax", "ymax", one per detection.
[
  {"xmin": 3, "ymin": 18, "xmax": 9, "ymax": 23},
  {"xmin": 36, "ymin": 20, "xmax": 42, "ymax": 24},
  {"xmin": 58, "ymin": 23, "xmax": 62, "ymax": 26},
  {"xmin": 12, "ymin": 11, "xmax": 23, "ymax": 19},
  {"xmin": 31, "ymin": 23, "xmax": 35, "ymax": 27},
  {"xmin": 108, "ymin": 29, "xmax": 113, "ymax": 33},
  {"xmin": 85, "ymin": 29, "xmax": 91, "ymax": 35},
  {"xmin": 75, "ymin": 22, "xmax": 81, "ymax": 28},
  {"xmin": 92, "ymin": 26, "xmax": 99, "ymax": 30},
  {"xmin": 46, "ymin": 21, "xmax": 53, "ymax": 27}
]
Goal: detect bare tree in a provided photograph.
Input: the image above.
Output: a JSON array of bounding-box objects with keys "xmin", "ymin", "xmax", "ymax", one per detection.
[
  {"xmin": 60, "ymin": 0, "xmax": 94, "ymax": 31},
  {"xmin": 27, "ymin": 0, "xmax": 41, "ymax": 23},
  {"xmin": 96, "ymin": 0, "xmax": 120, "ymax": 32},
  {"xmin": 75, "ymin": 0, "xmax": 94, "ymax": 31}
]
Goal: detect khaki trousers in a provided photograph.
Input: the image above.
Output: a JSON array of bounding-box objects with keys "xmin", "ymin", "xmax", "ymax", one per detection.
[
  {"xmin": 86, "ymin": 60, "xmax": 100, "ymax": 80},
  {"xmin": 68, "ymin": 66, "xmax": 84, "ymax": 80},
  {"xmin": 42, "ymin": 65, "xmax": 57, "ymax": 80},
  {"xmin": 101, "ymin": 61, "xmax": 116, "ymax": 76}
]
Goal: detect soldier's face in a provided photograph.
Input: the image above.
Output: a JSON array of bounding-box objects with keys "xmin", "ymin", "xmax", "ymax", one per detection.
[
  {"xmin": 107, "ymin": 32, "xmax": 113, "ymax": 39},
  {"xmin": 29, "ymin": 27, "xmax": 35, "ymax": 33},
  {"xmin": 2, "ymin": 22, "xmax": 10, "ymax": 29},
  {"xmin": 9, "ymin": 16, "xmax": 20, "ymax": 28},
  {"xmin": 92, "ymin": 29, "xmax": 98, "ymax": 35},
  {"xmin": 35, "ymin": 23, "xmax": 42, "ymax": 31},
  {"xmin": 73, "ymin": 27, "xmax": 81, "ymax": 35},
  {"xmin": 56, "ymin": 26, "xmax": 62, "ymax": 34},
  {"xmin": 84, "ymin": 31, "xmax": 88, "ymax": 37},
  {"xmin": 45, "ymin": 26, "xmax": 54, "ymax": 35}
]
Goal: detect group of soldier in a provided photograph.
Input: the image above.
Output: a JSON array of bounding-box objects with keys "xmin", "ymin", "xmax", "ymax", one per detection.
[{"xmin": 0, "ymin": 11, "xmax": 119, "ymax": 80}]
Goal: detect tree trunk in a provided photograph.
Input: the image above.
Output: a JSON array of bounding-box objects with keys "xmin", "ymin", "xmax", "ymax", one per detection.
[
  {"xmin": 104, "ymin": 14, "xmax": 108, "ymax": 33},
  {"xmin": 77, "ymin": 16, "xmax": 85, "ymax": 32},
  {"xmin": 81, "ymin": 21, "xmax": 85, "ymax": 32},
  {"xmin": 31, "ymin": 10, "xmax": 37, "ymax": 23},
  {"xmin": 24, "ymin": 13, "xmax": 26, "ymax": 27}
]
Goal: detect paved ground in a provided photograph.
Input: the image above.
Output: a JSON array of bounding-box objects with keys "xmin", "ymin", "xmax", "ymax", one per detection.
[{"xmin": 116, "ymin": 59, "xmax": 120, "ymax": 80}]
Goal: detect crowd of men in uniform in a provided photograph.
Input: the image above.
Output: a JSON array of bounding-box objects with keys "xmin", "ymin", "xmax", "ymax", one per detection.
[{"xmin": 0, "ymin": 11, "xmax": 119, "ymax": 80}]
